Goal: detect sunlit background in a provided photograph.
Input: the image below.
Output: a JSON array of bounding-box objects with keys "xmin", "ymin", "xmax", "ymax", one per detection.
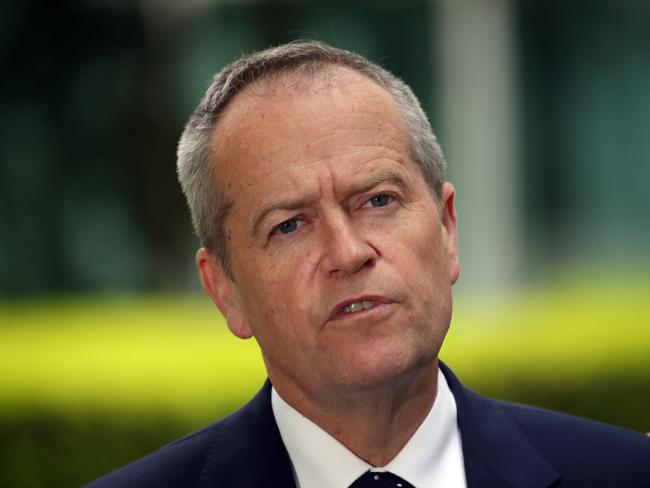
[{"xmin": 1, "ymin": 0, "xmax": 649, "ymax": 486}]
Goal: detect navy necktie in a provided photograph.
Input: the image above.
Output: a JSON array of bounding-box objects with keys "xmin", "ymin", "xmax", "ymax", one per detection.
[{"xmin": 349, "ymin": 471, "xmax": 415, "ymax": 488}]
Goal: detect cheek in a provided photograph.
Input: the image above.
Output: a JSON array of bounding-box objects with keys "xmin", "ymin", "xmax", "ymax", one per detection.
[
  {"xmin": 239, "ymin": 253, "xmax": 314, "ymax": 324},
  {"xmin": 411, "ymin": 220, "xmax": 449, "ymax": 272},
  {"xmin": 383, "ymin": 218, "xmax": 445, "ymax": 271},
  {"xmin": 394, "ymin": 224, "xmax": 451, "ymax": 308}
]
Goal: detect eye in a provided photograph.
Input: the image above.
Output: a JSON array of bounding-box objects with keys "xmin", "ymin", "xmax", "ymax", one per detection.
[
  {"xmin": 363, "ymin": 193, "xmax": 393, "ymax": 208},
  {"xmin": 274, "ymin": 218, "xmax": 299, "ymax": 235}
]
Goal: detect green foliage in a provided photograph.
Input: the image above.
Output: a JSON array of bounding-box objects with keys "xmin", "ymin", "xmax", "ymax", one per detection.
[
  {"xmin": 1, "ymin": 281, "xmax": 649, "ymax": 486},
  {"xmin": 0, "ymin": 412, "xmax": 205, "ymax": 488}
]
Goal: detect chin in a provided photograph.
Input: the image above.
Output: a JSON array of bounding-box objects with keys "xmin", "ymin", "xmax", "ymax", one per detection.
[{"xmin": 336, "ymin": 344, "xmax": 436, "ymax": 392}]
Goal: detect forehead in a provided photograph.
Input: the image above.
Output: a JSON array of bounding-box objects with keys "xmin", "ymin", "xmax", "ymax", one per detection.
[
  {"xmin": 224, "ymin": 66, "xmax": 398, "ymax": 120},
  {"xmin": 208, "ymin": 69, "xmax": 418, "ymax": 232},
  {"xmin": 212, "ymin": 67, "xmax": 407, "ymax": 168}
]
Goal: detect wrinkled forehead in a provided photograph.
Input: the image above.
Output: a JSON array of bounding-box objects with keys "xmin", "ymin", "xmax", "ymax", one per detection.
[
  {"xmin": 205, "ymin": 67, "xmax": 412, "ymax": 224},
  {"xmin": 211, "ymin": 65, "xmax": 407, "ymax": 158}
]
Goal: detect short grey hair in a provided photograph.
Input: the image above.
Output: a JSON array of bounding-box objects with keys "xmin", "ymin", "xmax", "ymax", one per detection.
[{"xmin": 177, "ymin": 40, "xmax": 447, "ymax": 277}]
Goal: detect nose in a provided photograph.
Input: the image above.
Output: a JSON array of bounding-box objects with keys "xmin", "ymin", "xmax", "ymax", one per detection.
[{"xmin": 321, "ymin": 212, "xmax": 378, "ymax": 277}]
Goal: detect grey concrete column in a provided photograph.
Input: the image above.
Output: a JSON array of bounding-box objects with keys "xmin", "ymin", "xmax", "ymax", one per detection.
[{"xmin": 435, "ymin": 0, "xmax": 523, "ymax": 293}]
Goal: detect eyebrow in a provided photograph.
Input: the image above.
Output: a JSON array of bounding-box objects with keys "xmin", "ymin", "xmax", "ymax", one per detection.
[
  {"xmin": 251, "ymin": 195, "xmax": 315, "ymax": 238},
  {"xmin": 250, "ymin": 170, "xmax": 410, "ymax": 238},
  {"xmin": 350, "ymin": 171, "xmax": 410, "ymax": 201}
]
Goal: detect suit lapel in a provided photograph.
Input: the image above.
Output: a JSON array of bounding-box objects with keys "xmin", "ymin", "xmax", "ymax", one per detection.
[
  {"xmin": 440, "ymin": 362, "xmax": 560, "ymax": 488},
  {"xmin": 199, "ymin": 366, "xmax": 560, "ymax": 488},
  {"xmin": 198, "ymin": 381, "xmax": 296, "ymax": 488}
]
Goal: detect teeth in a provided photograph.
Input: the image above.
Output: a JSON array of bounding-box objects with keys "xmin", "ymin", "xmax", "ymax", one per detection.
[{"xmin": 343, "ymin": 300, "xmax": 375, "ymax": 314}]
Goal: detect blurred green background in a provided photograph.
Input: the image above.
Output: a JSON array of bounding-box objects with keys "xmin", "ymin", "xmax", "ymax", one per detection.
[{"xmin": 1, "ymin": 0, "xmax": 649, "ymax": 486}]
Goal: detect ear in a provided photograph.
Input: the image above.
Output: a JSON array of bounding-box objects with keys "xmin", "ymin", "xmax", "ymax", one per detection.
[
  {"xmin": 196, "ymin": 248, "xmax": 253, "ymax": 339},
  {"xmin": 439, "ymin": 182, "xmax": 461, "ymax": 285}
]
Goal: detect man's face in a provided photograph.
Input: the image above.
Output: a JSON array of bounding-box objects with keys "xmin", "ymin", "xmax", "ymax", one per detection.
[{"xmin": 199, "ymin": 69, "xmax": 459, "ymax": 399}]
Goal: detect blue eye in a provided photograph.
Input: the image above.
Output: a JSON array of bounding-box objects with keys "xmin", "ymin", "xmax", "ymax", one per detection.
[
  {"xmin": 276, "ymin": 218, "xmax": 299, "ymax": 234},
  {"xmin": 366, "ymin": 194, "xmax": 392, "ymax": 207}
]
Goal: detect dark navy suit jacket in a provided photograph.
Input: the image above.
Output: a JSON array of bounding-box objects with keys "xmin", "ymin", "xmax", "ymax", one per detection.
[{"xmin": 87, "ymin": 363, "xmax": 650, "ymax": 487}]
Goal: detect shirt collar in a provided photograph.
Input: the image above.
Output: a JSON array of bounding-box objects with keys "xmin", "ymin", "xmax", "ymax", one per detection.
[{"xmin": 271, "ymin": 368, "xmax": 466, "ymax": 488}]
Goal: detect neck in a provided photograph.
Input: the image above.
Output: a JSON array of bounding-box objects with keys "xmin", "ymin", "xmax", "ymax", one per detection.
[{"xmin": 271, "ymin": 361, "xmax": 439, "ymax": 467}]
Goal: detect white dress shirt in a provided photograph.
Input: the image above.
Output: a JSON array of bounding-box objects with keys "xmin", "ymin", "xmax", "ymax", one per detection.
[{"xmin": 271, "ymin": 368, "xmax": 467, "ymax": 488}]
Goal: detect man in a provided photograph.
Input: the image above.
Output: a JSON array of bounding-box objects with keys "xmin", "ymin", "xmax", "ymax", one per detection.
[{"xmin": 88, "ymin": 41, "xmax": 650, "ymax": 487}]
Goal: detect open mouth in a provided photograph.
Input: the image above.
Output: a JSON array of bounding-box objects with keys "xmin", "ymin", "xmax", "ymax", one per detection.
[
  {"xmin": 331, "ymin": 297, "xmax": 390, "ymax": 320},
  {"xmin": 342, "ymin": 300, "xmax": 377, "ymax": 314}
]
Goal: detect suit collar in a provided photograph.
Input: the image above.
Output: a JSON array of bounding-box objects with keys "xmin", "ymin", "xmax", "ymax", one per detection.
[
  {"xmin": 199, "ymin": 365, "xmax": 561, "ymax": 488},
  {"xmin": 440, "ymin": 362, "xmax": 560, "ymax": 488},
  {"xmin": 198, "ymin": 380, "xmax": 296, "ymax": 488}
]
